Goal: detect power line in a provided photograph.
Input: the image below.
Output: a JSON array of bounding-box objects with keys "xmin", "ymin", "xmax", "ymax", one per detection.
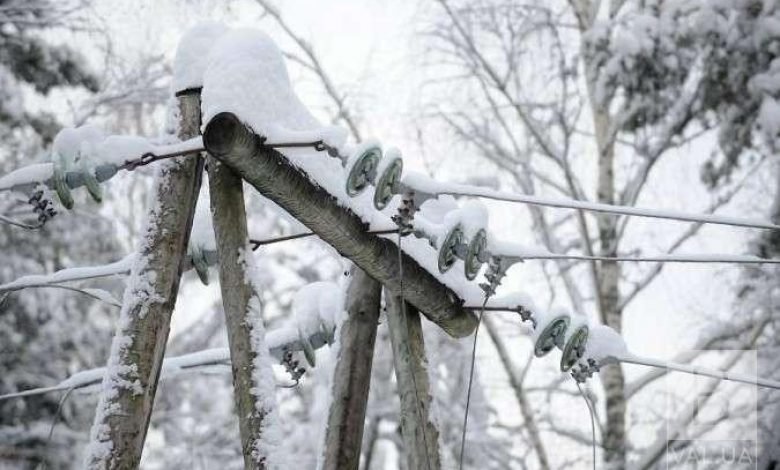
[
  {"xmin": 617, "ymin": 354, "xmax": 780, "ymax": 390},
  {"xmin": 513, "ymin": 252, "xmax": 780, "ymax": 264},
  {"xmin": 401, "ymin": 174, "xmax": 780, "ymax": 231}
]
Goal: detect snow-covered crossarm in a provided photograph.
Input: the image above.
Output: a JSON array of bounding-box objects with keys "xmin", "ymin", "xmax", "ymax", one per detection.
[
  {"xmin": 202, "ymin": 113, "xmax": 477, "ymax": 338},
  {"xmin": 0, "ymin": 324, "xmax": 334, "ymax": 402}
]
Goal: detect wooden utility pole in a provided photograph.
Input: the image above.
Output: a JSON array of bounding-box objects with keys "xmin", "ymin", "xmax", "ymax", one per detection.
[
  {"xmin": 202, "ymin": 112, "xmax": 476, "ymax": 338},
  {"xmin": 208, "ymin": 154, "xmax": 279, "ymax": 468},
  {"xmin": 84, "ymin": 90, "xmax": 204, "ymax": 469},
  {"xmin": 322, "ymin": 267, "xmax": 381, "ymax": 470},
  {"xmin": 385, "ymin": 292, "xmax": 442, "ymax": 470}
]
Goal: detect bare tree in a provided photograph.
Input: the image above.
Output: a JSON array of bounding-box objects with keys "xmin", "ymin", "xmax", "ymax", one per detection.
[{"xmin": 424, "ymin": 0, "xmax": 779, "ymax": 468}]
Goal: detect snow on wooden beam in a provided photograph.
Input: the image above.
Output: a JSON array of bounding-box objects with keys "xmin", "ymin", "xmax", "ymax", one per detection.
[{"xmin": 202, "ymin": 112, "xmax": 477, "ymax": 338}]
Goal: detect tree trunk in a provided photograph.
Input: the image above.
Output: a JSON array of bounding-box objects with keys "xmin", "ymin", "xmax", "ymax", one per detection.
[
  {"xmin": 322, "ymin": 267, "xmax": 382, "ymax": 470},
  {"xmin": 208, "ymin": 156, "xmax": 279, "ymax": 468},
  {"xmin": 593, "ymin": 104, "xmax": 626, "ymax": 469},
  {"xmin": 592, "ymin": 94, "xmax": 627, "ymax": 470},
  {"xmin": 84, "ymin": 91, "xmax": 204, "ymax": 469},
  {"xmin": 385, "ymin": 292, "xmax": 442, "ymax": 470},
  {"xmin": 202, "ymin": 112, "xmax": 476, "ymax": 338}
]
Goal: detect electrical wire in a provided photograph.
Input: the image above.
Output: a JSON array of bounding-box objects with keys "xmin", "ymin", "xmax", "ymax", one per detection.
[
  {"xmin": 576, "ymin": 382, "xmax": 597, "ymax": 470},
  {"xmin": 515, "ymin": 252, "xmax": 780, "ymax": 264},
  {"xmin": 416, "ymin": 181, "xmax": 780, "ymax": 230},
  {"xmin": 43, "ymin": 386, "xmax": 75, "ymax": 464},
  {"xmin": 458, "ymin": 296, "xmax": 488, "ymax": 470},
  {"xmin": 249, "ymin": 228, "xmax": 398, "ymax": 250},
  {"xmin": 0, "ymin": 213, "xmax": 41, "ymax": 230},
  {"xmin": 617, "ymin": 354, "xmax": 780, "ymax": 390}
]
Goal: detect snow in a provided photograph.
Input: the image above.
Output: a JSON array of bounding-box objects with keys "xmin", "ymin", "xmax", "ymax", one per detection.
[
  {"xmin": 401, "ymin": 171, "xmax": 780, "ymax": 230},
  {"xmin": 757, "ymin": 97, "xmax": 780, "ymax": 143},
  {"xmin": 172, "ymin": 21, "xmax": 228, "ymax": 93},
  {"xmin": 196, "ymin": 27, "xmax": 495, "ymax": 304},
  {"xmin": 581, "ymin": 323, "xmax": 628, "ymax": 364},
  {"xmin": 1, "ymin": 320, "xmax": 338, "ymax": 402},
  {"xmin": 202, "ymin": 28, "xmax": 322, "ymax": 140},
  {"xmin": 457, "ymin": 200, "xmax": 489, "ymax": 237},
  {"xmin": 189, "ymin": 184, "xmax": 216, "ymax": 251},
  {"xmin": 239, "ymin": 245, "xmax": 285, "ymax": 468},
  {"xmin": 94, "ymin": 136, "xmax": 154, "ymax": 165},
  {"xmin": 0, "ymin": 131, "xmax": 202, "ymax": 194},
  {"xmin": 531, "ymin": 306, "xmax": 567, "ymax": 344},
  {"xmin": 53, "ymin": 125, "xmax": 106, "ymax": 163},
  {"xmin": 292, "ymin": 281, "xmax": 343, "ymax": 339},
  {"xmin": 0, "ymin": 163, "xmax": 53, "ymax": 191},
  {"xmin": 0, "ymin": 255, "xmax": 134, "ymax": 292}
]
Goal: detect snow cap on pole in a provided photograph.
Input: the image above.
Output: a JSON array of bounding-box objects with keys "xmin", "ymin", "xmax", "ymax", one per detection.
[{"xmin": 172, "ymin": 21, "xmax": 228, "ymax": 94}]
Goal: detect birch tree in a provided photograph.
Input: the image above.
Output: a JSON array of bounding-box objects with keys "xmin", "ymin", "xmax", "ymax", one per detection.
[{"xmin": 424, "ymin": 0, "xmax": 780, "ymax": 468}]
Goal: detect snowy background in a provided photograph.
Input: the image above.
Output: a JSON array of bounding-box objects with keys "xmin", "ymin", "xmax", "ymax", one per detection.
[{"xmin": 1, "ymin": 0, "xmax": 779, "ymax": 469}]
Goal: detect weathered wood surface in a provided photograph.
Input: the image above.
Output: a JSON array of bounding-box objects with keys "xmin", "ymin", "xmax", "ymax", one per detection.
[
  {"xmin": 202, "ymin": 112, "xmax": 477, "ymax": 338},
  {"xmin": 385, "ymin": 292, "xmax": 442, "ymax": 470},
  {"xmin": 85, "ymin": 92, "xmax": 204, "ymax": 469},
  {"xmin": 321, "ymin": 267, "xmax": 382, "ymax": 470},
  {"xmin": 208, "ymin": 155, "xmax": 277, "ymax": 469}
]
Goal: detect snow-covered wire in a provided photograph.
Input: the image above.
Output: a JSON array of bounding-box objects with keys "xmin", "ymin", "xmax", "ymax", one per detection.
[
  {"xmin": 576, "ymin": 382, "xmax": 597, "ymax": 470},
  {"xmin": 403, "ymin": 174, "xmax": 780, "ymax": 231},
  {"xmin": 616, "ymin": 354, "xmax": 780, "ymax": 390},
  {"xmin": 0, "ymin": 137, "xmax": 206, "ymax": 194},
  {"xmin": 504, "ymin": 251, "xmax": 780, "ymax": 264}
]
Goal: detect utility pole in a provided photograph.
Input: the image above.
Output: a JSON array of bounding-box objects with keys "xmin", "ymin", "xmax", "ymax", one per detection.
[
  {"xmin": 208, "ymin": 152, "xmax": 279, "ymax": 468},
  {"xmin": 322, "ymin": 267, "xmax": 382, "ymax": 470},
  {"xmin": 385, "ymin": 292, "xmax": 442, "ymax": 470},
  {"xmin": 84, "ymin": 90, "xmax": 204, "ymax": 469}
]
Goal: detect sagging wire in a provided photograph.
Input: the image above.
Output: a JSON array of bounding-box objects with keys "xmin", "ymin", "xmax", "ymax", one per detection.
[
  {"xmin": 458, "ymin": 296, "xmax": 487, "ymax": 470},
  {"xmin": 41, "ymin": 386, "xmax": 75, "ymax": 469},
  {"xmin": 576, "ymin": 381, "xmax": 597, "ymax": 470}
]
